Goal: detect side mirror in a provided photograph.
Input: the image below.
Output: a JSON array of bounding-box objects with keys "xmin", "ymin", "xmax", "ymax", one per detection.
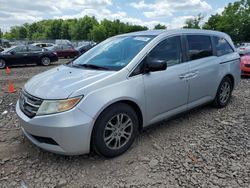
[
  {"xmin": 10, "ymin": 51, "xmax": 16, "ymax": 55},
  {"xmin": 145, "ymin": 58, "xmax": 167, "ymax": 73}
]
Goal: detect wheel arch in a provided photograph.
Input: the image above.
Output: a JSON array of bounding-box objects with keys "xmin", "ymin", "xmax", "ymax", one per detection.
[
  {"xmin": 223, "ymin": 74, "xmax": 235, "ymax": 89},
  {"xmin": 92, "ymin": 99, "xmax": 144, "ymax": 132}
]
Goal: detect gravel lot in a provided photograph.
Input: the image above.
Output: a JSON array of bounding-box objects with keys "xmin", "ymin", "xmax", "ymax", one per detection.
[{"xmin": 0, "ymin": 60, "xmax": 250, "ymax": 188}]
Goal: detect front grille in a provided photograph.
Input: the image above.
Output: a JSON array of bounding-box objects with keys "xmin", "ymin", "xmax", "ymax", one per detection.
[{"xmin": 19, "ymin": 90, "xmax": 43, "ymax": 118}]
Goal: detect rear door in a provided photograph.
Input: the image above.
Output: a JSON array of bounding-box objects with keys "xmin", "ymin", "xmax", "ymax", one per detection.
[
  {"xmin": 27, "ymin": 45, "xmax": 44, "ymax": 63},
  {"xmin": 184, "ymin": 34, "xmax": 220, "ymax": 108}
]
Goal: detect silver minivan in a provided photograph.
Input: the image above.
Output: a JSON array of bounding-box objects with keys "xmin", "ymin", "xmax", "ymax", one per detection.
[{"xmin": 16, "ymin": 29, "xmax": 240, "ymax": 157}]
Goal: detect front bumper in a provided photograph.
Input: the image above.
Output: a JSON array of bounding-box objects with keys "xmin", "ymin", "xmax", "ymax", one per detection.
[
  {"xmin": 16, "ymin": 101, "xmax": 94, "ymax": 155},
  {"xmin": 240, "ymin": 64, "xmax": 250, "ymax": 76}
]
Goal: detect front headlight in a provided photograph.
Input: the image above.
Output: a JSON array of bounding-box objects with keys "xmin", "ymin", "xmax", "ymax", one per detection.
[{"xmin": 37, "ymin": 96, "xmax": 82, "ymax": 115}]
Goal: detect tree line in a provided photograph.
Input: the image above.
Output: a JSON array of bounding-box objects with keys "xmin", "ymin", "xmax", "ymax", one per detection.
[
  {"xmin": 1, "ymin": 0, "xmax": 250, "ymax": 43},
  {"xmin": 184, "ymin": 0, "xmax": 250, "ymax": 43},
  {"xmin": 1, "ymin": 17, "xmax": 150, "ymax": 42}
]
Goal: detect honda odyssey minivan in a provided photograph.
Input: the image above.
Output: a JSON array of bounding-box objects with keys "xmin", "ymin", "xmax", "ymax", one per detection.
[{"xmin": 16, "ymin": 29, "xmax": 240, "ymax": 157}]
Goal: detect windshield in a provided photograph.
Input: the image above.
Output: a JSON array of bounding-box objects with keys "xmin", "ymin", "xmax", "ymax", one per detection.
[{"xmin": 72, "ymin": 35, "xmax": 154, "ymax": 71}]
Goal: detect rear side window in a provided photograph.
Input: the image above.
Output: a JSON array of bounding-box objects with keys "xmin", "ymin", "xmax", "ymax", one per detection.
[
  {"xmin": 213, "ymin": 36, "xmax": 234, "ymax": 56},
  {"xmin": 186, "ymin": 35, "xmax": 213, "ymax": 60},
  {"xmin": 29, "ymin": 45, "xmax": 42, "ymax": 52}
]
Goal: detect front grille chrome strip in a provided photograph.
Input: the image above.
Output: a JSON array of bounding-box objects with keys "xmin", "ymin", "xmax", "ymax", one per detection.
[{"xmin": 19, "ymin": 90, "xmax": 43, "ymax": 118}]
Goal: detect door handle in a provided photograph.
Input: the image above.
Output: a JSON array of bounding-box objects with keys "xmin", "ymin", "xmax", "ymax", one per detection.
[
  {"xmin": 23, "ymin": 54, "xmax": 28, "ymax": 56},
  {"xmin": 179, "ymin": 75, "xmax": 186, "ymax": 79}
]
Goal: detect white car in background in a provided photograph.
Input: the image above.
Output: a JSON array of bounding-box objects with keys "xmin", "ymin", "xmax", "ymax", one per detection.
[
  {"xmin": 32, "ymin": 43, "xmax": 58, "ymax": 51},
  {"xmin": 237, "ymin": 43, "xmax": 250, "ymax": 54}
]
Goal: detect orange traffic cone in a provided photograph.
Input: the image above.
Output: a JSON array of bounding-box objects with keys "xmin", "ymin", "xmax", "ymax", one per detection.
[
  {"xmin": 5, "ymin": 67, "xmax": 11, "ymax": 74},
  {"xmin": 8, "ymin": 81, "xmax": 16, "ymax": 93}
]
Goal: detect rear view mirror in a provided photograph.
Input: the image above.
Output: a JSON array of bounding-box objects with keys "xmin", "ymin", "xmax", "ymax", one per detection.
[{"xmin": 145, "ymin": 58, "xmax": 167, "ymax": 73}]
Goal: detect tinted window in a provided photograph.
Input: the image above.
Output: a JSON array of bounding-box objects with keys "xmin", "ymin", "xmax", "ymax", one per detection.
[
  {"xmin": 148, "ymin": 36, "xmax": 182, "ymax": 67},
  {"xmin": 213, "ymin": 36, "xmax": 233, "ymax": 56},
  {"xmin": 187, "ymin": 35, "xmax": 213, "ymax": 60},
  {"xmin": 62, "ymin": 45, "xmax": 73, "ymax": 50},
  {"xmin": 29, "ymin": 45, "xmax": 42, "ymax": 52},
  {"xmin": 13, "ymin": 46, "xmax": 27, "ymax": 53}
]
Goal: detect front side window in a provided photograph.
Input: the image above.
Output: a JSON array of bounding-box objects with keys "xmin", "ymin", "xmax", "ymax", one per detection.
[
  {"xmin": 213, "ymin": 36, "xmax": 234, "ymax": 56},
  {"xmin": 72, "ymin": 35, "xmax": 154, "ymax": 71},
  {"xmin": 130, "ymin": 36, "xmax": 182, "ymax": 77},
  {"xmin": 186, "ymin": 35, "xmax": 213, "ymax": 60},
  {"xmin": 147, "ymin": 36, "xmax": 182, "ymax": 67},
  {"xmin": 13, "ymin": 46, "xmax": 28, "ymax": 53}
]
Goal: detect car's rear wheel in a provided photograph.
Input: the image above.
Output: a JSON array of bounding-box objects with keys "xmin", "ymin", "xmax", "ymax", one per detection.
[
  {"xmin": 41, "ymin": 57, "xmax": 51, "ymax": 66},
  {"xmin": 212, "ymin": 77, "xmax": 233, "ymax": 108},
  {"xmin": 92, "ymin": 103, "xmax": 138, "ymax": 158},
  {"xmin": 0, "ymin": 59, "xmax": 6, "ymax": 69}
]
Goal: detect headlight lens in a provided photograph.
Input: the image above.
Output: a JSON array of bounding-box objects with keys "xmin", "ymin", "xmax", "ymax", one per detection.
[{"xmin": 37, "ymin": 96, "xmax": 82, "ymax": 115}]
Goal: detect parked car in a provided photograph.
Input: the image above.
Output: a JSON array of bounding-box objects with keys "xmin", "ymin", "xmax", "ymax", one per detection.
[
  {"xmin": 0, "ymin": 39, "xmax": 11, "ymax": 48},
  {"xmin": 32, "ymin": 43, "xmax": 55, "ymax": 48},
  {"xmin": 32, "ymin": 43, "xmax": 58, "ymax": 51},
  {"xmin": 240, "ymin": 52, "xmax": 250, "ymax": 76},
  {"xmin": 76, "ymin": 42, "xmax": 96, "ymax": 55},
  {"xmin": 0, "ymin": 45, "xmax": 58, "ymax": 69},
  {"xmin": 16, "ymin": 29, "xmax": 240, "ymax": 157},
  {"xmin": 54, "ymin": 44, "xmax": 79, "ymax": 58},
  {"xmin": 237, "ymin": 43, "xmax": 250, "ymax": 54},
  {"xmin": 55, "ymin": 39, "xmax": 72, "ymax": 46}
]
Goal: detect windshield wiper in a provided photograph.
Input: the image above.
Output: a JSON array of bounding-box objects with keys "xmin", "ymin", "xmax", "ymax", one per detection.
[{"xmin": 73, "ymin": 64, "xmax": 110, "ymax": 70}]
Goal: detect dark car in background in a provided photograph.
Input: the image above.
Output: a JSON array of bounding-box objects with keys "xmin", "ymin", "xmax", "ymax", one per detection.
[
  {"xmin": 0, "ymin": 45, "xmax": 58, "ymax": 69},
  {"xmin": 0, "ymin": 39, "xmax": 11, "ymax": 48},
  {"xmin": 76, "ymin": 42, "xmax": 96, "ymax": 55},
  {"xmin": 54, "ymin": 44, "xmax": 79, "ymax": 58}
]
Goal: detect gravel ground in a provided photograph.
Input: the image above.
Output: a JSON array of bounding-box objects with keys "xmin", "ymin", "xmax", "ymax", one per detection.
[{"xmin": 0, "ymin": 60, "xmax": 250, "ymax": 188}]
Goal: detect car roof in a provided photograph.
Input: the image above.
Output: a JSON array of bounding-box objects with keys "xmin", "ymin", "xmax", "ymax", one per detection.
[{"xmin": 118, "ymin": 29, "xmax": 229, "ymax": 38}]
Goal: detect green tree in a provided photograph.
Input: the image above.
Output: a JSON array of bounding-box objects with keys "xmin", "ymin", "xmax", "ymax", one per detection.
[
  {"xmin": 89, "ymin": 25, "xmax": 107, "ymax": 42},
  {"xmin": 154, "ymin": 24, "xmax": 166, "ymax": 29},
  {"xmin": 61, "ymin": 22, "xmax": 70, "ymax": 39},
  {"xmin": 183, "ymin": 14, "xmax": 204, "ymax": 29},
  {"xmin": 2, "ymin": 16, "xmax": 148, "ymax": 41},
  {"xmin": 203, "ymin": 0, "xmax": 250, "ymax": 42},
  {"xmin": 0, "ymin": 28, "xmax": 3, "ymax": 38}
]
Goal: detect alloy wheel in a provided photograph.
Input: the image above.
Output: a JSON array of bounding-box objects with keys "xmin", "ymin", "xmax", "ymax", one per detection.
[
  {"xmin": 103, "ymin": 113, "xmax": 133, "ymax": 150},
  {"xmin": 219, "ymin": 81, "xmax": 231, "ymax": 104},
  {"xmin": 42, "ymin": 57, "xmax": 50, "ymax": 66}
]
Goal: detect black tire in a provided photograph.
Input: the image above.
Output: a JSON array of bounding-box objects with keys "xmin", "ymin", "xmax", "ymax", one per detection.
[
  {"xmin": 41, "ymin": 56, "xmax": 51, "ymax": 66},
  {"xmin": 0, "ymin": 59, "xmax": 6, "ymax": 69},
  {"xmin": 212, "ymin": 77, "xmax": 233, "ymax": 108},
  {"xmin": 92, "ymin": 103, "xmax": 139, "ymax": 158}
]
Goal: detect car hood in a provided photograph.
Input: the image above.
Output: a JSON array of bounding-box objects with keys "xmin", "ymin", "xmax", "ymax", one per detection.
[{"xmin": 24, "ymin": 65, "xmax": 115, "ymax": 99}]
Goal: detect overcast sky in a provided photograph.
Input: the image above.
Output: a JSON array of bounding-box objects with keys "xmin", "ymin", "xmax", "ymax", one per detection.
[{"xmin": 0, "ymin": 0, "xmax": 237, "ymax": 32}]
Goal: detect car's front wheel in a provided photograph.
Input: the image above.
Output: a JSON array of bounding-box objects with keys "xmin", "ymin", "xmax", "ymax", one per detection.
[
  {"xmin": 92, "ymin": 103, "xmax": 139, "ymax": 158},
  {"xmin": 0, "ymin": 59, "xmax": 6, "ymax": 69},
  {"xmin": 41, "ymin": 57, "xmax": 51, "ymax": 66},
  {"xmin": 212, "ymin": 77, "xmax": 233, "ymax": 108}
]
